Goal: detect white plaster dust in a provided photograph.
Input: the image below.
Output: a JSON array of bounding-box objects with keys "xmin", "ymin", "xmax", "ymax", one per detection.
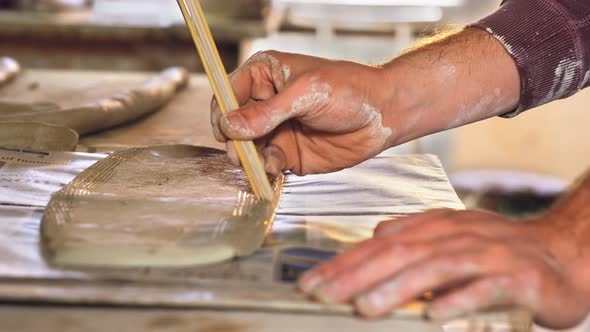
[
  {"xmin": 486, "ymin": 27, "xmax": 515, "ymax": 56},
  {"xmin": 581, "ymin": 70, "xmax": 590, "ymax": 88},
  {"xmin": 291, "ymin": 81, "xmax": 333, "ymax": 116},
  {"xmin": 538, "ymin": 58, "xmax": 579, "ymax": 105},
  {"xmin": 282, "ymin": 64, "xmax": 292, "ymax": 82},
  {"xmin": 440, "ymin": 63, "xmax": 457, "ymax": 80},
  {"xmin": 362, "ymin": 103, "xmax": 393, "ymax": 148},
  {"xmin": 450, "ymin": 94, "xmax": 496, "ymax": 128}
]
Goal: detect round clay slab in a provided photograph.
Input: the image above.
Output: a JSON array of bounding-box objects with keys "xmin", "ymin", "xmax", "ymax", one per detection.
[{"xmin": 0, "ymin": 121, "xmax": 79, "ymax": 151}]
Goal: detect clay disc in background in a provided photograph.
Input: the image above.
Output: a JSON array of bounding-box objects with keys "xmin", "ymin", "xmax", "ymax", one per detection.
[{"xmin": 0, "ymin": 122, "xmax": 79, "ymax": 151}]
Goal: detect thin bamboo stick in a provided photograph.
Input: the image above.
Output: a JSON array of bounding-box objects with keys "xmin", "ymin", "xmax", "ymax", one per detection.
[{"xmin": 176, "ymin": 0, "xmax": 274, "ymax": 201}]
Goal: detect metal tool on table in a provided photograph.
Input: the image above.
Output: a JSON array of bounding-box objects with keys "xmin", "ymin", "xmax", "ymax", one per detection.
[{"xmin": 176, "ymin": 0, "xmax": 274, "ymax": 202}]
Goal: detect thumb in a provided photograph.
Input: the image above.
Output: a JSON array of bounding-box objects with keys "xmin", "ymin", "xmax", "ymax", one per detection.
[{"xmin": 219, "ymin": 76, "xmax": 331, "ymax": 140}]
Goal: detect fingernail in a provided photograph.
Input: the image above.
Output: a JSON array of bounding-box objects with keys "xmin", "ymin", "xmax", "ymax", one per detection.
[
  {"xmin": 356, "ymin": 279, "xmax": 403, "ymax": 314},
  {"xmin": 355, "ymin": 296, "xmax": 376, "ymax": 315},
  {"xmin": 356, "ymin": 291, "xmax": 387, "ymax": 314},
  {"xmin": 263, "ymin": 147, "xmax": 285, "ymax": 176},
  {"xmin": 298, "ymin": 273, "xmax": 324, "ymax": 293},
  {"xmin": 313, "ymin": 285, "xmax": 339, "ymax": 304},
  {"xmin": 213, "ymin": 126, "xmax": 227, "ymax": 143},
  {"xmin": 427, "ymin": 307, "xmax": 467, "ymax": 321},
  {"xmin": 210, "ymin": 102, "xmax": 227, "ymax": 142},
  {"xmin": 221, "ymin": 112, "xmax": 255, "ymax": 137}
]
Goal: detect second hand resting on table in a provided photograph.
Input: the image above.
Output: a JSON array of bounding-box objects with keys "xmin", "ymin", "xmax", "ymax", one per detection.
[{"xmin": 209, "ymin": 26, "xmax": 590, "ymax": 330}]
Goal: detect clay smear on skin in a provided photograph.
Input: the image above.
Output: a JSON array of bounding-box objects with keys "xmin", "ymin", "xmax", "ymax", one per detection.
[
  {"xmin": 362, "ymin": 277, "xmax": 406, "ymax": 310},
  {"xmin": 439, "ymin": 63, "xmax": 457, "ymax": 81},
  {"xmin": 448, "ymin": 88, "xmax": 510, "ymax": 129},
  {"xmin": 403, "ymin": 62, "xmax": 459, "ymax": 133},
  {"xmin": 439, "ymin": 277, "xmax": 514, "ymax": 317},
  {"xmin": 444, "ymin": 273, "xmax": 540, "ymax": 313},
  {"xmin": 235, "ymin": 52, "xmax": 292, "ymax": 90},
  {"xmin": 449, "ymin": 94, "xmax": 495, "ymax": 128},
  {"xmin": 224, "ymin": 52, "xmax": 294, "ymax": 137},
  {"xmin": 289, "ymin": 82, "xmax": 392, "ymax": 150},
  {"xmin": 362, "ymin": 103, "xmax": 393, "ymax": 150},
  {"xmin": 281, "ymin": 64, "xmax": 292, "ymax": 82},
  {"xmin": 243, "ymin": 79, "xmax": 334, "ymax": 135},
  {"xmin": 292, "ymin": 81, "xmax": 333, "ymax": 115}
]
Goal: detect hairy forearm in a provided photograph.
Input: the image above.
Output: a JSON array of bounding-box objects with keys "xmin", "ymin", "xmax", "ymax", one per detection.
[{"xmin": 378, "ymin": 28, "xmax": 521, "ymax": 146}]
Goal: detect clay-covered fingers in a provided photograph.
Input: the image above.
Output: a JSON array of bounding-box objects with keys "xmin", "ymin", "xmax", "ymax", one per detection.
[
  {"xmin": 210, "ymin": 51, "xmax": 285, "ymax": 143},
  {"xmin": 299, "ymin": 232, "xmax": 489, "ymax": 305},
  {"xmin": 305, "ymin": 242, "xmax": 434, "ymax": 304},
  {"xmin": 224, "ymin": 120, "xmax": 292, "ymax": 176},
  {"xmin": 375, "ymin": 209, "xmax": 522, "ymax": 244},
  {"xmin": 211, "ymin": 98, "xmax": 226, "ymax": 142},
  {"xmin": 427, "ymin": 276, "xmax": 532, "ymax": 321},
  {"xmin": 353, "ymin": 245, "xmax": 522, "ymax": 318},
  {"xmin": 225, "ymin": 135, "xmax": 270, "ymax": 168},
  {"xmin": 373, "ymin": 209, "xmax": 455, "ymax": 237},
  {"xmin": 297, "ymin": 216, "xmax": 443, "ymax": 295},
  {"xmin": 428, "ymin": 265, "xmax": 587, "ymax": 329},
  {"xmin": 218, "ymin": 74, "xmax": 328, "ymax": 141},
  {"xmin": 298, "ymin": 236, "xmax": 394, "ymax": 294},
  {"xmin": 261, "ymin": 144, "xmax": 287, "ymax": 176}
]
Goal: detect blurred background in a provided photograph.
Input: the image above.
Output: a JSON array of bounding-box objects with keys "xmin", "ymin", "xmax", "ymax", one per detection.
[
  {"xmin": 1, "ymin": 1, "xmax": 590, "ymax": 330},
  {"xmin": 2, "ymin": 0, "xmax": 590, "ymax": 233},
  {"xmin": 0, "ymin": 0, "xmax": 590, "ymax": 213},
  {"xmin": 0, "ymin": 0, "xmax": 590, "ymax": 214}
]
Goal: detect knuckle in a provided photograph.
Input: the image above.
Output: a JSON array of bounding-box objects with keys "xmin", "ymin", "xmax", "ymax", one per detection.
[
  {"xmin": 453, "ymin": 232, "xmax": 487, "ymax": 246},
  {"xmin": 247, "ymin": 50, "xmax": 281, "ymax": 67},
  {"xmin": 384, "ymin": 243, "xmax": 409, "ymax": 257},
  {"xmin": 296, "ymin": 72, "xmax": 321, "ymax": 86},
  {"xmin": 484, "ymin": 243, "xmax": 512, "ymax": 260},
  {"xmin": 422, "ymin": 217, "xmax": 457, "ymax": 232},
  {"xmin": 373, "ymin": 220, "xmax": 395, "ymax": 235},
  {"xmin": 260, "ymin": 50, "xmax": 280, "ymax": 58},
  {"xmin": 393, "ymin": 242, "xmax": 432, "ymax": 259},
  {"xmin": 517, "ymin": 267, "xmax": 542, "ymax": 285},
  {"xmin": 245, "ymin": 50, "xmax": 266, "ymax": 63}
]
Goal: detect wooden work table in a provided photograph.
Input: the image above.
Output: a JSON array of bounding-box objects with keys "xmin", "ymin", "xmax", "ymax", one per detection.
[{"xmin": 0, "ymin": 69, "xmax": 531, "ymax": 332}]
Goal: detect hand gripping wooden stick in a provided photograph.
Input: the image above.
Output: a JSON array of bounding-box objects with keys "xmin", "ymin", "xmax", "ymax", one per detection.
[{"xmin": 176, "ymin": 0, "xmax": 274, "ymax": 201}]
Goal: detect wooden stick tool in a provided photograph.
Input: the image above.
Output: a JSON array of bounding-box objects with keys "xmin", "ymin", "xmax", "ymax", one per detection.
[{"xmin": 176, "ymin": 0, "xmax": 274, "ymax": 201}]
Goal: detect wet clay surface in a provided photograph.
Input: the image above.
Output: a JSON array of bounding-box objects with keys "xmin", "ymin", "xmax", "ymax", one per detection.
[
  {"xmin": 0, "ymin": 67, "xmax": 189, "ymax": 135},
  {"xmin": 42, "ymin": 145, "xmax": 281, "ymax": 268}
]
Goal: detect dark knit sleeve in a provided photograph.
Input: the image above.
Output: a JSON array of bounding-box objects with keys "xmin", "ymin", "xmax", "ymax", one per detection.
[{"xmin": 470, "ymin": 0, "xmax": 590, "ymax": 117}]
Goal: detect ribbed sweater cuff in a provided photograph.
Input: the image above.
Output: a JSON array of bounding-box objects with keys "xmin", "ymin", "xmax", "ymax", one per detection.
[{"xmin": 470, "ymin": 0, "xmax": 585, "ymax": 117}]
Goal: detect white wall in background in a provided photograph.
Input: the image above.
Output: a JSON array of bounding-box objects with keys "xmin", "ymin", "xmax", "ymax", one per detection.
[{"xmin": 93, "ymin": 0, "xmax": 183, "ymax": 23}]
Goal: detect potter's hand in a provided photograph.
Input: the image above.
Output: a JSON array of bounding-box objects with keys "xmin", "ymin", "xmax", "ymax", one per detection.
[
  {"xmin": 298, "ymin": 209, "xmax": 590, "ymax": 329},
  {"xmin": 210, "ymin": 51, "xmax": 395, "ymax": 176},
  {"xmin": 211, "ymin": 29, "xmax": 521, "ymax": 176}
]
